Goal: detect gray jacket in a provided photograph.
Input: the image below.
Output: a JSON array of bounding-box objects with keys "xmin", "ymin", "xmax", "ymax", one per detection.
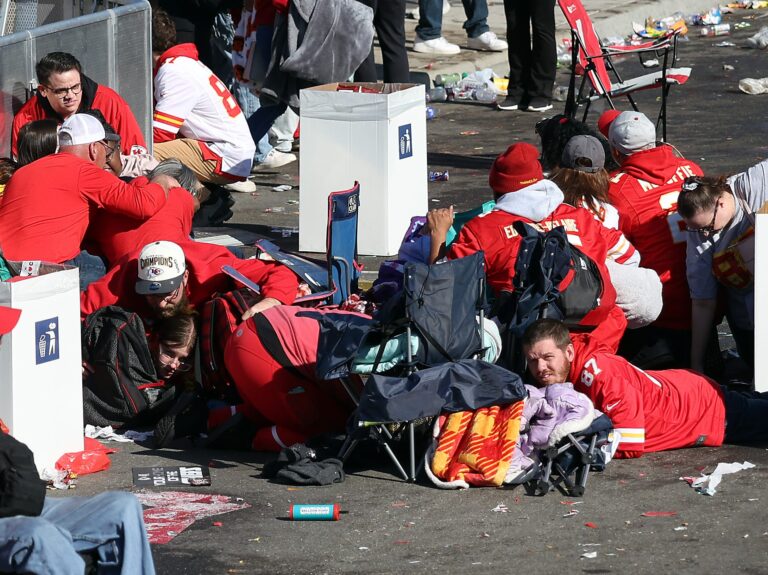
[{"xmin": 261, "ymin": 0, "xmax": 374, "ymax": 108}]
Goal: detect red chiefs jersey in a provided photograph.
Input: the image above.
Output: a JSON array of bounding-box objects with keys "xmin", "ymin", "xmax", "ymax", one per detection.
[
  {"xmin": 83, "ymin": 179, "xmax": 194, "ymax": 267},
  {"xmin": 569, "ymin": 333, "xmax": 725, "ymax": 458},
  {"xmin": 80, "ymin": 240, "xmax": 299, "ymax": 320},
  {"xmin": 608, "ymin": 145, "xmax": 703, "ymax": 330},
  {"xmin": 449, "ymin": 198, "xmax": 636, "ymax": 329},
  {"xmin": 11, "ymin": 77, "xmax": 148, "ymax": 157}
]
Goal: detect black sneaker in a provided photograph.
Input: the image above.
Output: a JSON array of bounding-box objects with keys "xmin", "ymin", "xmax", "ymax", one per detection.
[
  {"xmin": 524, "ymin": 98, "xmax": 554, "ymax": 113},
  {"xmin": 497, "ymin": 95, "xmax": 523, "ymax": 111},
  {"xmin": 153, "ymin": 392, "xmax": 208, "ymax": 448}
]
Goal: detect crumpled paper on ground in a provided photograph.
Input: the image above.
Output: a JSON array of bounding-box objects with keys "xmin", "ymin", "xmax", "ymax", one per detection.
[
  {"xmin": 85, "ymin": 424, "xmax": 154, "ymax": 443},
  {"xmin": 680, "ymin": 461, "xmax": 755, "ymax": 495}
]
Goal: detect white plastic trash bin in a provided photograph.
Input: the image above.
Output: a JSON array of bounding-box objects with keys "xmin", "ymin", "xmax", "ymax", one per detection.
[
  {"xmin": 299, "ymin": 83, "xmax": 428, "ymax": 256},
  {"xmin": 0, "ymin": 263, "xmax": 84, "ymax": 471}
]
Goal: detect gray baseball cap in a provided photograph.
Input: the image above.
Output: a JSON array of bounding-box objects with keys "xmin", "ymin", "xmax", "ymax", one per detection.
[
  {"xmin": 608, "ymin": 111, "xmax": 657, "ymax": 156},
  {"xmin": 561, "ymin": 135, "xmax": 605, "ymax": 173}
]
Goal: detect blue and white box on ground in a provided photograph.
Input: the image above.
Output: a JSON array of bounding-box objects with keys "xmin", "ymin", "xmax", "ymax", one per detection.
[
  {"xmin": 299, "ymin": 83, "xmax": 428, "ymax": 256},
  {"xmin": 0, "ymin": 263, "xmax": 84, "ymax": 470}
]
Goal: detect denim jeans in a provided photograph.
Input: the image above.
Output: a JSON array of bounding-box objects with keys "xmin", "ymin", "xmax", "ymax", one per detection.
[
  {"xmin": 232, "ymin": 82, "xmax": 273, "ymax": 163},
  {"xmin": 723, "ymin": 387, "xmax": 768, "ymax": 444},
  {"xmin": 64, "ymin": 250, "xmax": 107, "ymax": 291},
  {"xmin": 0, "ymin": 492, "xmax": 155, "ymax": 574},
  {"xmin": 246, "ymin": 25, "xmax": 289, "ymax": 147},
  {"xmin": 416, "ymin": 0, "xmax": 489, "ymax": 40}
]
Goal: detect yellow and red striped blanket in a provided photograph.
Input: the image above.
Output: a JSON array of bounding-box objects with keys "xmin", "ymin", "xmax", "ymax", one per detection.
[{"xmin": 430, "ymin": 400, "xmax": 525, "ymax": 487}]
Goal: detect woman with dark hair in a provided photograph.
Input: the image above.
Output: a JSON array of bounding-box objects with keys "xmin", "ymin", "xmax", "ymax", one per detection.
[
  {"xmin": 151, "ymin": 310, "xmax": 198, "ymax": 383},
  {"xmin": 677, "ymin": 161, "xmax": 768, "ymax": 376},
  {"xmin": 16, "ymin": 119, "xmax": 58, "ymax": 166}
]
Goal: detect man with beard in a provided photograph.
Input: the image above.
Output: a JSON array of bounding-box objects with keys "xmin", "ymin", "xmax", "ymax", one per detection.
[
  {"xmin": 521, "ymin": 318, "xmax": 768, "ymax": 458},
  {"xmin": 80, "ymin": 240, "xmax": 298, "ymax": 322}
]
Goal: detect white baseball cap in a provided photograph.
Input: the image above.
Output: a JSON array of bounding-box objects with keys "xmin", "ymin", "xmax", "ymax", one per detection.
[
  {"xmin": 608, "ymin": 111, "xmax": 657, "ymax": 156},
  {"xmin": 58, "ymin": 113, "xmax": 106, "ymax": 147},
  {"xmin": 135, "ymin": 241, "xmax": 187, "ymax": 295}
]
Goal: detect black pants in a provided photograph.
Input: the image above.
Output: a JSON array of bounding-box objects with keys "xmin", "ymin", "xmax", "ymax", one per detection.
[
  {"xmin": 618, "ymin": 325, "xmax": 693, "ymax": 370},
  {"xmin": 723, "ymin": 387, "xmax": 768, "ymax": 445},
  {"xmin": 502, "ymin": 0, "xmax": 556, "ymax": 103},
  {"xmin": 354, "ymin": 0, "xmax": 410, "ymax": 83}
]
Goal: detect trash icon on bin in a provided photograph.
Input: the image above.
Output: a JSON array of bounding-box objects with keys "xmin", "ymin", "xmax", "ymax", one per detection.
[
  {"xmin": 35, "ymin": 317, "xmax": 59, "ymax": 364},
  {"xmin": 399, "ymin": 124, "xmax": 413, "ymax": 159}
]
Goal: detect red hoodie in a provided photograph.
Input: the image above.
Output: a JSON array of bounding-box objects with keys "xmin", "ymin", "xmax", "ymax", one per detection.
[
  {"xmin": 80, "ymin": 240, "xmax": 298, "ymax": 320},
  {"xmin": 608, "ymin": 145, "xmax": 703, "ymax": 330},
  {"xmin": 569, "ymin": 333, "xmax": 725, "ymax": 458}
]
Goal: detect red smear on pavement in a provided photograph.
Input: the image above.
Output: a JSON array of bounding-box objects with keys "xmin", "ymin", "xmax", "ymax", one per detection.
[
  {"xmin": 584, "ymin": 522, "xmax": 598, "ymax": 529},
  {"xmin": 641, "ymin": 511, "xmax": 678, "ymax": 517},
  {"xmin": 213, "ymin": 521, "xmax": 223, "ymax": 527},
  {"xmin": 137, "ymin": 491, "xmax": 251, "ymax": 544}
]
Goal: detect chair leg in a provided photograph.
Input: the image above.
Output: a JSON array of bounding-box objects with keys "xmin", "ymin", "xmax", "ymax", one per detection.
[{"xmin": 408, "ymin": 422, "xmax": 416, "ymax": 482}]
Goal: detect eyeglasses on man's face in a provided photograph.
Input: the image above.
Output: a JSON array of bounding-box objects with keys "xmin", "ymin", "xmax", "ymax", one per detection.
[
  {"xmin": 98, "ymin": 140, "xmax": 118, "ymax": 161},
  {"xmin": 45, "ymin": 83, "xmax": 82, "ymax": 98}
]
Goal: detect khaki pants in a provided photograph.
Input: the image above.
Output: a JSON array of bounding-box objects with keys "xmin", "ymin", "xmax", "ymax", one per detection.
[{"xmin": 153, "ymin": 139, "xmax": 234, "ymax": 185}]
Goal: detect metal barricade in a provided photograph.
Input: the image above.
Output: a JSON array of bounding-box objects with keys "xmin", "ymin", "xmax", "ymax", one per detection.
[{"xmin": 0, "ymin": 0, "xmax": 151, "ymax": 158}]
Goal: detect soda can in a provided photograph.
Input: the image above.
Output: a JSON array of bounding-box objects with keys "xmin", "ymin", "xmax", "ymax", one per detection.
[
  {"xmin": 289, "ymin": 504, "xmax": 340, "ymax": 521},
  {"xmin": 428, "ymin": 170, "xmax": 449, "ymax": 182},
  {"xmin": 426, "ymin": 106, "xmax": 437, "ymax": 120}
]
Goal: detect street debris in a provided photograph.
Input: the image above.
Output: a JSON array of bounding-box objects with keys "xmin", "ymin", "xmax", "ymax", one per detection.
[
  {"xmin": 680, "ymin": 461, "xmax": 756, "ymax": 495},
  {"xmin": 492, "ymin": 503, "xmax": 509, "ymax": 513},
  {"xmin": 739, "ymin": 77, "xmax": 768, "ymax": 94},
  {"xmin": 581, "ymin": 551, "xmax": 598, "ymax": 559},
  {"xmin": 584, "ymin": 522, "xmax": 598, "ymax": 529},
  {"xmin": 272, "ymin": 184, "xmax": 293, "ymax": 192},
  {"xmin": 641, "ymin": 511, "xmax": 678, "ymax": 517}
]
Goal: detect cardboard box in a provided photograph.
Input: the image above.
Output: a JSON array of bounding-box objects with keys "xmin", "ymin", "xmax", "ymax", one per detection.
[
  {"xmin": 299, "ymin": 83, "xmax": 428, "ymax": 256},
  {"xmin": 0, "ymin": 262, "xmax": 84, "ymax": 470}
]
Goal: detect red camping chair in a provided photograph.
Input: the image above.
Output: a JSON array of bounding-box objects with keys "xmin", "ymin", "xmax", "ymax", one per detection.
[{"xmin": 558, "ymin": 0, "xmax": 692, "ymax": 141}]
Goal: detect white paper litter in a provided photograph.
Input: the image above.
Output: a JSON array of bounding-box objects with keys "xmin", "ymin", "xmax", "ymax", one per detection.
[
  {"xmin": 492, "ymin": 503, "xmax": 509, "ymax": 513},
  {"xmin": 680, "ymin": 461, "xmax": 756, "ymax": 496},
  {"xmin": 84, "ymin": 424, "xmax": 153, "ymax": 443},
  {"xmin": 581, "ymin": 552, "xmax": 598, "ymax": 559}
]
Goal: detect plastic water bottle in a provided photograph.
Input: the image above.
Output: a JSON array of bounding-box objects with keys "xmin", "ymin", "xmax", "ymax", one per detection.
[
  {"xmin": 701, "ymin": 23, "xmax": 730, "ymax": 36},
  {"xmin": 426, "ymin": 86, "xmax": 447, "ymax": 102},
  {"xmin": 452, "ymin": 86, "xmax": 497, "ymax": 104},
  {"xmin": 434, "ymin": 73, "xmax": 461, "ymax": 87},
  {"xmin": 426, "ymin": 106, "xmax": 437, "ymax": 120}
]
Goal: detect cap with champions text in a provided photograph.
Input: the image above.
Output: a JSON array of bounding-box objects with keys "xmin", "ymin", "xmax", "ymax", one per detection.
[{"xmin": 135, "ymin": 241, "xmax": 186, "ymax": 295}]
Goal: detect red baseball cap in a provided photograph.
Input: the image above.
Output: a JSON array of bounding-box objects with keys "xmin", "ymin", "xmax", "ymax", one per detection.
[
  {"xmin": 0, "ymin": 305, "xmax": 21, "ymax": 336},
  {"xmin": 597, "ymin": 109, "xmax": 622, "ymax": 138}
]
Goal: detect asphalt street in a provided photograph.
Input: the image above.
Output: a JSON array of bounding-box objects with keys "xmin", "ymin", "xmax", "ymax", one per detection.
[{"xmin": 65, "ymin": 8, "xmax": 768, "ymax": 575}]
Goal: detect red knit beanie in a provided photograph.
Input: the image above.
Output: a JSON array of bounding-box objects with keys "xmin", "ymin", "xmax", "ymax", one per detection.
[
  {"xmin": 597, "ymin": 109, "xmax": 622, "ymax": 138},
  {"xmin": 488, "ymin": 142, "xmax": 543, "ymax": 194}
]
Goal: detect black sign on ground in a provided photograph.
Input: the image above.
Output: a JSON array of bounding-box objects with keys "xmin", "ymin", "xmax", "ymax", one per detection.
[{"xmin": 132, "ymin": 466, "xmax": 211, "ymax": 487}]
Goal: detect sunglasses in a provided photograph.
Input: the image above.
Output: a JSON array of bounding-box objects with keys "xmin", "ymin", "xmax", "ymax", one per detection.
[
  {"xmin": 685, "ymin": 196, "xmax": 721, "ymax": 236},
  {"xmin": 98, "ymin": 140, "xmax": 118, "ymax": 161}
]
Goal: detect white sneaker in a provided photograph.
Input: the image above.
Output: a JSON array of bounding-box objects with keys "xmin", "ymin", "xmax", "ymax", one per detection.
[
  {"xmin": 467, "ymin": 31, "xmax": 508, "ymax": 52},
  {"xmin": 224, "ymin": 179, "xmax": 257, "ymax": 193},
  {"xmin": 443, "ymin": 0, "xmax": 451, "ymax": 14},
  {"xmin": 413, "ymin": 36, "xmax": 461, "ymax": 55},
  {"xmin": 252, "ymin": 149, "xmax": 297, "ymax": 171}
]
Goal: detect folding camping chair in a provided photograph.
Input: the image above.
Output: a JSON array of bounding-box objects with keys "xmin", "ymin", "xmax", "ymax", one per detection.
[
  {"xmin": 517, "ymin": 414, "xmax": 616, "ymax": 497},
  {"xmin": 335, "ymin": 252, "xmax": 488, "ymax": 481},
  {"xmin": 224, "ymin": 182, "xmax": 361, "ymax": 306},
  {"xmin": 558, "ymin": 0, "xmax": 692, "ymax": 141}
]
